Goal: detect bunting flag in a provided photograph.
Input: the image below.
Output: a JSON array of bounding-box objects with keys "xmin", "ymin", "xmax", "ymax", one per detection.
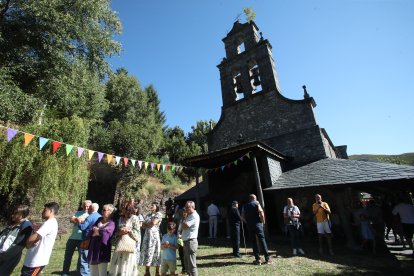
[
  {"xmin": 221, "ymin": 165, "xmax": 225, "ymax": 171},
  {"xmin": 66, "ymin": 144, "xmax": 74, "ymax": 156},
  {"xmin": 77, "ymin": 147, "xmax": 85, "ymax": 158},
  {"xmin": 115, "ymin": 156, "xmax": 121, "ymax": 165},
  {"xmin": 98, "ymin": 152, "xmax": 104, "ymax": 163},
  {"xmin": 150, "ymin": 163, "xmax": 155, "ymax": 170},
  {"xmin": 156, "ymin": 163, "xmax": 161, "ymax": 171},
  {"xmin": 239, "ymin": 156, "xmax": 244, "ymax": 161},
  {"xmin": 166, "ymin": 165, "xmax": 171, "ymax": 171},
  {"xmin": 39, "ymin": 137, "xmax": 49, "ymax": 150},
  {"xmin": 144, "ymin": 162, "xmax": 149, "ymax": 170},
  {"xmin": 88, "ymin": 150, "xmax": 95, "ymax": 160},
  {"xmin": 52, "ymin": 141, "xmax": 62, "ymax": 153},
  {"xmin": 162, "ymin": 164, "xmax": 166, "ymax": 172},
  {"xmin": 171, "ymin": 165, "xmax": 176, "ymax": 171},
  {"xmin": 138, "ymin": 160, "xmax": 142, "ymax": 169},
  {"xmin": 7, "ymin": 128, "xmax": 18, "ymax": 142},
  {"xmin": 123, "ymin": 157, "xmax": 128, "ymax": 167},
  {"xmin": 107, "ymin": 154, "xmax": 113, "ymax": 164},
  {"xmin": 24, "ymin": 133, "xmax": 35, "ymax": 146},
  {"xmin": 233, "ymin": 160, "xmax": 238, "ymax": 166},
  {"xmin": 131, "ymin": 159, "xmax": 136, "ymax": 167},
  {"xmin": 246, "ymin": 152, "xmax": 251, "ymax": 159}
]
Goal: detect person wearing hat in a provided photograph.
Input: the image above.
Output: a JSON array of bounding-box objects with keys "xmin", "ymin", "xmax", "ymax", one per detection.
[{"xmin": 230, "ymin": 201, "xmax": 242, "ymax": 257}]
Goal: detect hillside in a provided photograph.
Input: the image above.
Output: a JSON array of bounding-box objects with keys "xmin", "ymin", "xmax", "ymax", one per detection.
[{"xmin": 349, "ymin": 152, "xmax": 414, "ymax": 166}]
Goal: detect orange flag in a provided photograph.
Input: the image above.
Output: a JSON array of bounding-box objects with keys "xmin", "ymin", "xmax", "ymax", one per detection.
[
  {"xmin": 24, "ymin": 133, "xmax": 35, "ymax": 146},
  {"xmin": 107, "ymin": 154, "xmax": 113, "ymax": 164}
]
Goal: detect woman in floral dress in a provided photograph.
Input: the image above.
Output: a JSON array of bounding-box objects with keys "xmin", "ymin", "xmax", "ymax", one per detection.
[{"xmin": 140, "ymin": 202, "xmax": 162, "ymax": 276}]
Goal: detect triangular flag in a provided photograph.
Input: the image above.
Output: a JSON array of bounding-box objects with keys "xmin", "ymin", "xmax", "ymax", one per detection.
[
  {"xmin": 166, "ymin": 165, "xmax": 171, "ymax": 171},
  {"xmin": 162, "ymin": 164, "xmax": 166, "ymax": 172},
  {"xmin": 138, "ymin": 160, "xmax": 142, "ymax": 169},
  {"xmin": 7, "ymin": 128, "xmax": 18, "ymax": 142},
  {"xmin": 150, "ymin": 163, "xmax": 155, "ymax": 170},
  {"xmin": 156, "ymin": 164, "xmax": 161, "ymax": 171},
  {"xmin": 66, "ymin": 144, "xmax": 74, "ymax": 156},
  {"xmin": 171, "ymin": 165, "xmax": 176, "ymax": 171},
  {"xmin": 246, "ymin": 152, "xmax": 251, "ymax": 159},
  {"xmin": 52, "ymin": 141, "xmax": 62, "ymax": 153},
  {"xmin": 239, "ymin": 156, "xmax": 244, "ymax": 161},
  {"xmin": 221, "ymin": 165, "xmax": 225, "ymax": 171},
  {"xmin": 131, "ymin": 159, "xmax": 136, "ymax": 167},
  {"xmin": 115, "ymin": 156, "xmax": 121, "ymax": 165},
  {"xmin": 98, "ymin": 152, "xmax": 104, "ymax": 162},
  {"xmin": 123, "ymin": 157, "xmax": 128, "ymax": 167},
  {"xmin": 144, "ymin": 162, "xmax": 149, "ymax": 170},
  {"xmin": 233, "ymin": 160, "xmax": 238, "ymax": 166},
  {"xmin": 24, "ymin": 133, "xmax": 35, "ymax": 146},
  {"xmin": 88, "ymin": 150, "xmax": 95, "ymax": 160},
  {"xmin": 226, "ymin": 163, "xmax": 232, "ymax": 168},
  {"xmin": 107, "ymin": 154, "xmax": 113, "ymax": 164},
  {"xmin": 77, "ymin": 147, "xmax": 85, "ymax": 158},
  {"xmin": 39, "ymin": 137, "xmax": 49, "ymax": 150}
]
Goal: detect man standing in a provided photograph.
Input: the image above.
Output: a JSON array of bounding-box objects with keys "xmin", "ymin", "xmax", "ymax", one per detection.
[
  {"xmin": 181, "ymin": 201, "xmax": 200, "ymax": 276},
  {"xmin": 312, "ymin": 194, "xmax": 334, "ymax": 255},
  {"xmin": 61, "ymin": 200, "xmax": 91, "ymax": 276},
  {"xmin": 21, "ymin": 202, "xmax": 59, "ymax": 276},
  {"xmin": 392, "ymin": 193, "xmax": 414, "ymax": 255},
  {"xmin": 78, "ymin": 202, "xmax": 101, "ymax": 276},
  {"xmin": 207, "ymin": 201, "xmax": 220, "ymax": 239},
  {"xmin": 241, "ymin": 194, "xmax": 271, "ymax": 265},
  {"xmin": 230, "ymin": 201, "xmax": 242, "ymax": 257}
]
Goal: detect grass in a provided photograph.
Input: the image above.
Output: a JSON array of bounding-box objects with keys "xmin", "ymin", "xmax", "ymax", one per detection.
[{"xmin": 10, "ymin": 235, "xmax": 413, "ymax": 275}]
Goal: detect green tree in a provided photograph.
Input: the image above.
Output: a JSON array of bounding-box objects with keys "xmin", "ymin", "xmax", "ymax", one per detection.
[
  {"xmin": 187, "ymin": 120, "xmax": 215, "ymax": 154},
  {"xmin": 243, "ymin": 7, "xmax": 256, "ymax": 23}
]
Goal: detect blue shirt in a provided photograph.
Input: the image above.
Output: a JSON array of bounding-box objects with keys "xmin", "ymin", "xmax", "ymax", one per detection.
[
  {"xmin": 78, "ymin": 211, "xmax": 101, "ymax": 240},
  {"xmin": 161, "ymin": 233, "xmax": 177, "ymax": 261}
]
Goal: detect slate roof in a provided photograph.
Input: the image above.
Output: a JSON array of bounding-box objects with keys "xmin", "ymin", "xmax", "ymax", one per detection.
[{"xmin": 264, "ymin": 158, "xmax": 414, "ymax": 191}]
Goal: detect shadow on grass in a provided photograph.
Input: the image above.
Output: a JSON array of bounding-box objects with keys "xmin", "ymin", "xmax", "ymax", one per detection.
[{"xmin": 197, "ymin": 260, "xmax": 248, "ymax": 268}]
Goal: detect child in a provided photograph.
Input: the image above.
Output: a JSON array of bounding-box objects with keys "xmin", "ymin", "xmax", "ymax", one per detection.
[
  {"xmin": 359, "ymin": 213, "xmax": 376, "ymax": 254},
  {"xmin": 21, "ymin": 202, "xmax": 59, "ymax": 276},
  {"xmin": 160, "ymin": 222, "xmax": 178, "ymax": 276},
  {"xmin": 0, "ymin": 205, "xmax": 33, "ymax": 274}
]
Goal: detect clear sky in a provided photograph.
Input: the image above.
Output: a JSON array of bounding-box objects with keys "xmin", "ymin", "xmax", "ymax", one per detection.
[{"xmin": 109, "ymin": 0, "xmax": 413, "ymax": 156}]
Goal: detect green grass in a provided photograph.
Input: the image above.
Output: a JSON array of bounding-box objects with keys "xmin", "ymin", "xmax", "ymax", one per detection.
[
  {"xmin": 11, "ymin": 235, "xmax": 413, "ymax": 275},
  {"xmin": 349, "ymin": 152, "xmax": 414, "ymax": 166}
]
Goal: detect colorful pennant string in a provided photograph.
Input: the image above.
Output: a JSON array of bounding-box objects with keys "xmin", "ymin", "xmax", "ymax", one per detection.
[
  {"xmin": 7, "ymin": 128, "xmax": 17, "ymax": 142},
  {"xmin": 24, "ymin": 133, "xmax": 35, "ymax": 146},
  {"xmin": 98, "ymin": 152, "xmax": 104, "ymax": 162},
  {"xmin": 66, "ymin": 144, "xmax": 74, "ymax": 156},
  {"xmin": 77, "ymin": 147, "xmax": 85, "ymax": 158},
  {"xmin": 39, "ymin": 137, "xmax": 49, "ymax": 150}
]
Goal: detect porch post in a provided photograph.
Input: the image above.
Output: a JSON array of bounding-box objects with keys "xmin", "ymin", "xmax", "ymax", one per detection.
[
  {"xmin": 252, "ymin": 152, "xmax": 265, "ymax": 208},
  {"xmin": 195, "ymin": 169, "xmax": 201, "ymax": 213}
]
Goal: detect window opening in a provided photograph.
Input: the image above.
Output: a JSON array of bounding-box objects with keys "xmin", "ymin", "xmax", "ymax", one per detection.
[
  {"xmin": 250, "ymin": 65, "xmax": 262, "ymax": 93},
  {"xmin": 237, "ymin": 42, "xmax": 245, "ymax": 54},
  {"xmin": 233, "ymin": 73, "xmax": 244, "ymax": 100}
]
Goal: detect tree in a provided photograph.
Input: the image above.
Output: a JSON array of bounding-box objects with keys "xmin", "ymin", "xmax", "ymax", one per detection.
[
  {"xmin": 187, "ymin": 120, "xmax": 215, "ymax": 154},
  {"xmin": 243, "ymin": 7, "xmax": 256, "ymax": 23}
]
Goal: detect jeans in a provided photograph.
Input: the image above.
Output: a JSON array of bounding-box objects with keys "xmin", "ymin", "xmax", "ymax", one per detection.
[
  {"xmin": 248, "ymin": 223, "xmax": 269, "ymax": 261},
  {"xmin": 231, "ymin": 223, "xmax": 240, "ymax": 255},
  {"xmin": 287, "ymin": 224, "xmax": 303, "ymax": 249},
  {"xmin": 62, "ymin": 238, "xmax": 82, "ymax": 275},
  {"xmin": 184, "ymin": 239, "xmax": 198, "ymax": 276},
  {"xmin": 79, "ymin": 248, "xmax": 90, "ymax": 276}
]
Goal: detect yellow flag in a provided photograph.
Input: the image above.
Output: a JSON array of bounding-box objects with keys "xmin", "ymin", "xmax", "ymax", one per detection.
[
  {"xmin": 144, "ymin": 162, "xmax": 149, "ymax": 170},
  {"xmin": 88, "ymin": 150, "xmax": 95, "ymax": 160},
  {"xmin": 107, "ymin": 154, "xmax": 113, "ymax": 164},
  {"xmin": 24, "ymin": 133, "xmax": 35, "ymax": 146},
  {"xmin": 156, "ymin": 163, "xmax": 161, "ymax": 171}
]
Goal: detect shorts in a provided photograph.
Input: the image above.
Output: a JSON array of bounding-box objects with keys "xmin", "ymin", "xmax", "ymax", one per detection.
[
  {"xmin": 317, "ymin": 221, "xmax": 332, "ymax": 234},
  {"xmin": 21, "ymin": 266, "xmax": 44, "ymax": 276},
  {"xmin": 160, "ymin": 259, "xmax": 177, "ymax": 274}
]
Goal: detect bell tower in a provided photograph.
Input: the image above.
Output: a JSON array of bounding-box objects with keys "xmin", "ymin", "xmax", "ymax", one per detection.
[{"xmin": 217, "ymin": 21, "xmax": 281, "ymax": 107}]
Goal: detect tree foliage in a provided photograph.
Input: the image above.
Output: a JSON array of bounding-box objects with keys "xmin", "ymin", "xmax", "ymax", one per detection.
[{"xmin": 243, "ymin": 7, "xmax": 256, "ymax": 23}]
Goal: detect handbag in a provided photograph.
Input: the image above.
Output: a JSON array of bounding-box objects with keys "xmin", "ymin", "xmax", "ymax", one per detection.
[{"xmin": 115, "ymin": 218, "xmax": 136, "ymax": 253}]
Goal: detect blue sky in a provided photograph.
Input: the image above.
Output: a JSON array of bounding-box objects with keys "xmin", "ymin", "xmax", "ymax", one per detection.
[{"xmin": 109, "ymin": 0, "xmax": 413, "ymax": 155}]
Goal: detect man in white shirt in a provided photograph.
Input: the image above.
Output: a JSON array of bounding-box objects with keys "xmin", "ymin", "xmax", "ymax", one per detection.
[
  {"xmin": 181, "ymin": 201, "xmax": 200, "ymax": 276},
  {"xmin": 392, "ymin": 194, "xmax": 414, "ymax": 254},
  {"xmin": 207, "ymin": 202, "xmax": 220, "ymax": 239},
  {"xmin": 21, "ymin": 202, "xmax": 59, "ymax": 276}
]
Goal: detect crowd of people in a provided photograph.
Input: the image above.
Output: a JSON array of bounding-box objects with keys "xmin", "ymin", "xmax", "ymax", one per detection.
[{"xmin": 0, "ymin": 191, "xmax": 413, "ymax": 275}]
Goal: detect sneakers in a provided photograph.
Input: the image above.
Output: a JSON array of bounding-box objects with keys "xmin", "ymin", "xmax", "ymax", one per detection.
[
  {"xmin": 298, "ymin": 248, "xmax": 305, "ymax": 255},
  {"xmin": 293, "ymin": 249, "xmax": 297, "ymax": 255}
]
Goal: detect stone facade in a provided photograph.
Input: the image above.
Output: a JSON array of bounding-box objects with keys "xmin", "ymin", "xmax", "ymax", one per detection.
[{"xmin": 208, "ymin": 21, "xmax": 340, "ymax": 165}]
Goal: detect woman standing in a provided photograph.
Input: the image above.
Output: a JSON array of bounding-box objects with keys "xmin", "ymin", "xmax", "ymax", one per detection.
[
  {"xmin": 109, "ymin": 203, "xmax": 140, "ymax": 276},
  {"xmin": 87, "ymin": 204, "xmax": 116, "ymax": 276},
  {"xmin": 283, "ymin": 198, "xmax": 305, "ymax": 255},
  {"xmin": 140, "ymin": 202, "xmax": 162, "ymax": 276},
  {"xmin": 0, "ymin": 205, "xmax": 33, "ymax": 274}
]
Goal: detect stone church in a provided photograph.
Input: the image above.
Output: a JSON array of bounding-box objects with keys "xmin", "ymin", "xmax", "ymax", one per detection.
[{"xmin": 180, "ymin": 21, "xmax": 414, "ymax": 246}]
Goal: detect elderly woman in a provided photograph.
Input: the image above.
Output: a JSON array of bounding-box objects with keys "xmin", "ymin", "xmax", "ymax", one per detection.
[
  {"xmin": 109, "ymin": 203, "xmax": 140, "ymax": 276},
  {"xmin": 140, "ymin": 202, "xmax": 162, "ymax": 276},
  {"xmin": 86, "ymin": 204, "xmax": 116, "ymax": 276},
  {"xmin": 283, "ymin": 197, "xmax": 305, "ymax": 256}
]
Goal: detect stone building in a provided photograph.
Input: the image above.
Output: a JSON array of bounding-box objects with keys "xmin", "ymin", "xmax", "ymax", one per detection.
[{"xmin": 180, "ymin": 21, "xmax": 414, "ymax": 246}]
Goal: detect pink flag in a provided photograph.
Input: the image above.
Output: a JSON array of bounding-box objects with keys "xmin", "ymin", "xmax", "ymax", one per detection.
[
  {"xmin": 98, "ymin": 152, "xmax": 104, "ymax": 162},
  {"xmin": 77, "ymin": 147, "xmax": 85, "ymax": 158}
]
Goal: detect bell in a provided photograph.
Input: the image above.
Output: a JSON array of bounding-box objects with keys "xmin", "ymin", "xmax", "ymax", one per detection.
[
  {"xmin": 250, "ymin": 67, "xmax": 261, "ymax": 86},
  {"xmin": 234, "ymin": 75, "xmax": 243, "ymax": 93}
]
